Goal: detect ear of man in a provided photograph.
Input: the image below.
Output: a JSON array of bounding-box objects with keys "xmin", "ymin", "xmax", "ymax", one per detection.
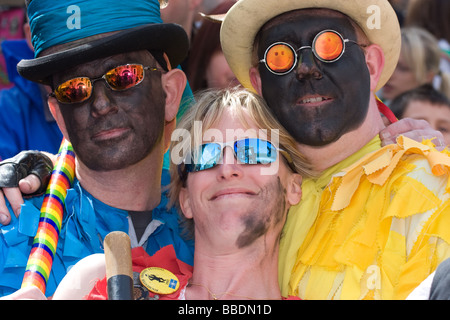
[
  {"xmin": 249, "ymin": 67, "xmax": 263, "ymax": 95},
  {"xmin": 161, "ymin": 68, "xmax": 187, "ymax": 151},
  {"xmin": 364, "ymin": 44, "xmax": 385, "ymax": 92}
]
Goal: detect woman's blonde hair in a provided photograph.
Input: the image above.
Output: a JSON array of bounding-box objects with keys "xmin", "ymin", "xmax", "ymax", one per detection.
[
  {"xmin": 401, "ymin": 26, "xmax": 450, "ymax": 98},
  {"xmin": 167, "ymin": 87, "xmax": 313, "ymax": 239}
]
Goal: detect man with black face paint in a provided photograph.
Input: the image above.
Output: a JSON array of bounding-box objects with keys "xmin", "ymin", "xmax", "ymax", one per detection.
[
  {"xmin": 256, "ymin": 11, "xmax": 373, "ymax": 148},
  {"xmin": 0, "ymin": 0, "xmax": 194, "ymax": 298},
  {"xmin": 221, "ymin": 0, "xmax": 450, "ymax": 299}
]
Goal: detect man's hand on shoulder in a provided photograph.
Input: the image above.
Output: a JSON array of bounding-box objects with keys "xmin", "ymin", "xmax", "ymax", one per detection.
[{"xmin": 380, "ymin": 118, "xmax": 445, "ymax": 149}]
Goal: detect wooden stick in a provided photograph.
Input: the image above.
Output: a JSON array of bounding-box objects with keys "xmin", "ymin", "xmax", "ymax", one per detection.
[{"xmin": 104, "ymin": 231, "xmax": 134, "ymax": 300}]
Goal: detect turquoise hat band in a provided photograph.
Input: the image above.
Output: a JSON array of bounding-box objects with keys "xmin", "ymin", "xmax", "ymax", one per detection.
[{"xmin": 28, "ymin": 0, "xmax": 162, "ymax": 56}]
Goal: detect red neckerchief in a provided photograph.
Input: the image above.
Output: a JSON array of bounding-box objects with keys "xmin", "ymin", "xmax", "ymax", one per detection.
[
  {"xmin": 86, "ymin": 245, "xmax": 193, "ymax": 300},
  {"xmin": 377, "ymin": 97, "xmax": 398, "ymax": 123}
]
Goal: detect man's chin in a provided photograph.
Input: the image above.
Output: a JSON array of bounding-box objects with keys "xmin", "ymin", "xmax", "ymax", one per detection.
[{"xmin": 289, "ymin": 128, "xmax": 342, "ymax": 147}]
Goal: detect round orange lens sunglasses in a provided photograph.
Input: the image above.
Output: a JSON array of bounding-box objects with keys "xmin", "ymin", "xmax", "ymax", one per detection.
[
  {"xmin": 259, "ymin": 30, "xmax": 365, "ymax": 75},
  {"xmin": 50, "ymin": 64, "xmax": 158, "ymax": 104}
]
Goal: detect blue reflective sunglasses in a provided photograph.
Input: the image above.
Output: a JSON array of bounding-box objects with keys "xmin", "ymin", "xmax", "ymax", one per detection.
[{"xmin": 182, "ymin": 138, "xmax": 292, "ymax": 173}]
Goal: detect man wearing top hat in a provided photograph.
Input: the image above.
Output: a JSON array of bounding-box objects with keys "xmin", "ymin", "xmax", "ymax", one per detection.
[
  {"xmin": 0, "ymin": 0, "xmax": 193, "ymax": 297},
  {"xmin": 221, "ymin": 0, "xmax": 450, "ymax": 299}
]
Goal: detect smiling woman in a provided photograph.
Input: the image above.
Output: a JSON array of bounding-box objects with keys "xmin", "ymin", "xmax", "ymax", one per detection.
[
  {"xmin": 168, "ymin": 87, "xmax": 314, "ymax": 240},
  {"xmin": 165, "ymin": 87, "xmax": 310, "ymax": 299}
]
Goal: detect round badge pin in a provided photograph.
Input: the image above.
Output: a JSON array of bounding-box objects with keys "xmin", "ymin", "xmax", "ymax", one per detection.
[{"xmin": 139, "ymin": 267, "xmax": 180, "ymax": 295}]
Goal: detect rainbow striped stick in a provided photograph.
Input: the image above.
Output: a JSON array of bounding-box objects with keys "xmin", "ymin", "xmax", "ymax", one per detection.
[{"xmin": 21, "ymin": 139, "xmax": 75, "ymax": 294}]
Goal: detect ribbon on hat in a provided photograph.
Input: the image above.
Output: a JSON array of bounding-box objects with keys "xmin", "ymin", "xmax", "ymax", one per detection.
[{"xmin": 27, "ymin": 0, "xmax": 163, "ymax": 57}]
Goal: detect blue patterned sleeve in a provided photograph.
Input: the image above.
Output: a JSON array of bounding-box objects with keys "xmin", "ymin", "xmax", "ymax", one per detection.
[{"xmin": 0, "ymin": 197, "xmax": 43, "ymax": 296}]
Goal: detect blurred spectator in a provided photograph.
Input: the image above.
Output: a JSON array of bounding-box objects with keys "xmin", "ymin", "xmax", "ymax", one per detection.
[
  {"xmin": 0, "ymin": 5, "xmax": 26, "ymax": 89},
  {"xmin": 160, "ymin": 0, "xmax": 203, "ymax": 41},
  {"xmin": 381, "ymin": 27, "xmax": 450, "ymax": 103},
  {"xmin": 194, "ymin": 0, "xmax": 227, "ymax": 31},
  {"xmin": 186, "ymin": 0, "xmax": 239, "ymax": 92},
  {"xmin": 390, "ymin": 84, "xmax": 450, "ymax": 146},
  {"xmin": 0, "ymin": 21, "xmax": 63, "ymax": 161},
  {"xmin": 405, "ymin": 0, "xmax": 450, "ymax": 78},
  {"xmin": 388, "ymin": 0, "xmax": 408, "ymax": 26}
]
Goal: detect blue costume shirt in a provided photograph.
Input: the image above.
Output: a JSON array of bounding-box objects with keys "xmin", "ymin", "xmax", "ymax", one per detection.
[{"xmin": 0, "ymin": 170, "xmax": 194, "ymax": 297}]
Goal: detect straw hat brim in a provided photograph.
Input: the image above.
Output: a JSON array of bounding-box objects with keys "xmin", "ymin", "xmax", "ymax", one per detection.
[{"xmin": 220, "ymin": 0, "xmax": 401, "ymax": 92}]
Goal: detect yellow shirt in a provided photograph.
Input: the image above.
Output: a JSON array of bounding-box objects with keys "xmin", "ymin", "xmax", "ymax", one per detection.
[{"xmin": 279, "ymin": 135, "xmax": 450, "ymax": 299}]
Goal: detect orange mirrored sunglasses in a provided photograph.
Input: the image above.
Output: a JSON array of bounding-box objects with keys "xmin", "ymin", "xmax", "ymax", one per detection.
[
  {"xmin": 50, "ymin": 64, "xmax": 158, "ymax": 104},
  {"xmin": 259, "ymin": 30, "xmax": 364, "ymax": 75}
]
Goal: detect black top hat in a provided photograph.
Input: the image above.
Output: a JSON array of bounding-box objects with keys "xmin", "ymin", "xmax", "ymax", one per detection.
[{"xmin": 17, "ymin": 0, "xmax": 189, "ymax": 85}]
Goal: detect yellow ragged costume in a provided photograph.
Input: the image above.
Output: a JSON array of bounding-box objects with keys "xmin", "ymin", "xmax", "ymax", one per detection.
[{"xmin": 279, "ymin": 135, "xmax": 450, "ymax": 299}]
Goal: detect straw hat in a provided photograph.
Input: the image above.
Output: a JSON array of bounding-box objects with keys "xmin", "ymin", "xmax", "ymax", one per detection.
[{"xmin": 220, "ymin": 0, "xmax": 401, "ymax": 92}]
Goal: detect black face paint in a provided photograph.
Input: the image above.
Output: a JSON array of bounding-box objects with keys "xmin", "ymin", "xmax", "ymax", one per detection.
[
  {"xmin": 55, "ymin": 52, "xmax": 166, "ymax": 171},
  {"xmin": 235, "ymin": 178, "xmax": 286, "ymax": 249},
  {"xmin": 257, "ymin": 11, "xmax": 371, "ymax": 146}
]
